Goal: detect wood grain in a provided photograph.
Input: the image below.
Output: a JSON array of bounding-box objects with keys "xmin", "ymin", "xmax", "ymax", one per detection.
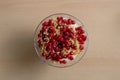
[{"xmin": 0, "ymin": 0, "xmax": 120, "ymax": 80}]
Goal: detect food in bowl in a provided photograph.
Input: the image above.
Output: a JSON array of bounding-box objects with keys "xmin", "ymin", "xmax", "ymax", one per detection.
[{"xmin": 37, "ymin": 16, "xmax": 87, "ymax": 64}]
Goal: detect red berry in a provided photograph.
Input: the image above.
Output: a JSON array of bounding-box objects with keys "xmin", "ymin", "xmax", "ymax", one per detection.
[
  {"xmin": 53, "ymin": 53, "xmax": 57, "ymax": 58},
  {"xmin": 75, "ymin": 26, "xmax": 82, "ymax": 31},
  {"xmin": 67, "ymin": 54, "xmax": 73, "ymax": 60},
  {"xmin": 71, "ymin": 20, "xmax": 75, "ymax": 24},
  {"xmin": 40, "ymin": 29, "xmax": 44, "ymax": 34},
  {"xmin": 62, "ymin": 60, "xmax": 67, "ymax": 64},
  {"xmin": 77, "ymin": 37, "xmax": 84, "ymax": 44},
  {"xmin": 49, "ymin": 52, "xmax": 54, "ymax": 56},
  {"xmin": 46, "ymin": 55, "xmax": 51, "ymax": 60},
  {"xmin": 80, "ymin": 34, "xmax": 87, "ymax": 41},
  {"xmin": 59, "ymin": 37, "xmax": 63, "ymax": 42},
  {"xmin": 69, "ymin": 56, "xmax": 74, "ymax": 60},
  {"xmin": 79, "ymin": 45, "xmax": 84, "ymax": 50},
  {"xmin": 48, "ymin": 33, "xmax": 53, "ymax": 38},
  {"xmin": 37, "ymin": 40, "xmax": 41, "ymax": 43},
  {"xmin": 57, "ymin": 17, "xmax": 63, "ymax": 21},
  {"xmin": 48, "ymin": 27, "xmax": 56, "ymax": 33},
  {"xmin": 38, "ymin": 33, "xmax": 42, "ymax": 38},
  {"xmin": 38, "ymin": 40, "xmax": 42, "ymax": 47},
  {"xmin": 52, "ymin": 53, "xmax": 57, "ymax": 59},
  {"xmin": 41, "ymin": 52, "xmax": 46, "ymax": 57},
  {"xmin": 57, "ymin": 17, "xmax": 63, "ymax": 25},
  {"xmin": 58, "ymin": 54, "xmax": 62, "ymax": 59},
  {"xmin": 38, "ymin": 43, "xmax": 41, "ymax": 47},
  {"xmin": 63, "ymin": 19, "xmax": 68, "ymax": 24},
  {"xmin": 71, "ymin": 45, "xmax": 77, "ymax": 50},
  {"xmin": 46, "ymin": 43, "xmax": 53, "ymax": 52},
  {"xmin": 44, "ymin": 42, "xmax": 48, "ymax": 46},
  {"xmin": 69, "ymin": 51, "xmax": 74, "ymax": 55},
  {"xmin": 48, "ymin": 19, "xmax": 54, "ymax": 26},
  {"xmin": 76, "ymin": 26, "xmax": 84, "ymax": 35},
  {"xmin": 67, "ymin": 19, "xmax": 75, "ymax": 24},
  {"xmin": 42, "ymin": 21, "xmax": 48, "ymax": 26},
  {"xmin": 68, "ymin": 19, "xmax": 71, "ymax": 24},
  {"xmin": 42, "ymin": 25, "xmax": 47, "ymax": 30},
  {"xmin": 66, "ymin": 46, "xmax": 70, "ymax": 50},
  {"xmin": 60, "ymin": 60, "xmax": 66, "ymax": 64},
  {"xmin": 79, "ymin": 29, "xmax": 84, "ymax": 34},
  {"xmin": 63, "ymin": 54, "xmax": 67, "ymax": 58},
  {"xmin": 55, "ymin": 47, "xmax": 60, "ymax": 52},
  {"xmin": 64, "ymin": 35, "xmax": 69, "ymax": 40}
]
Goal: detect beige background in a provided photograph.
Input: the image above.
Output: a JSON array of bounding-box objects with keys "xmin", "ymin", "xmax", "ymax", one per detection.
[{"xmin": 0, "ymin": 0, "xmax": 120, "ymax": 80}]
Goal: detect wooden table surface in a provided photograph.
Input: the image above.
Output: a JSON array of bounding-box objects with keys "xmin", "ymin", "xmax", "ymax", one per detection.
[{"xmin": 0, "ymin": 0, "xmax": 120, "ymax": 80}]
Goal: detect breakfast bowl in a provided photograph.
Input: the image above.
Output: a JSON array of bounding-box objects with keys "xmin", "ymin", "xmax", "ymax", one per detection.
[{"xmin": 34, "ymin": 13, "xmax": 88, "ymax": 68}]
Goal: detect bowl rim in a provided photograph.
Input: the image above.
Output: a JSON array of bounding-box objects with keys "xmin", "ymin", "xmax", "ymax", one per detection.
[{"xmin": 33, "ymin": 13, "xmax": 89, "ymax": 68}]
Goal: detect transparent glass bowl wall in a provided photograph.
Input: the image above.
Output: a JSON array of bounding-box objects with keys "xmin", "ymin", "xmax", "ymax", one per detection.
[{"xmin": 34, "ymin": 13, "xmax": 88, "ymax": 68}]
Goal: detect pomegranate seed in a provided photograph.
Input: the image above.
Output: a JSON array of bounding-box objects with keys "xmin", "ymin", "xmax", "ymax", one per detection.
[
  {"xmin": 51, "ymin": 53, "xmax": 57, "ymax": 60},
  {"xmin": 80, "ymin": 34, "xmax": 87, "ymax": 41},
  {"xmin": 77, "ymin": 30, "xmax": 84, "ymax": 35},
  {"xmin": 41, "ymin": 52, "xmax": 46, "ymax": 57},
  {"xmin": 71, "ymin": 45, "xmax": 77, "ymax": 50},
  {"xmin": 46, "ymin": 43, "xmax": 53, "ymax": 52},
  {"xmin": 69, "ymin": 56, "xmax": 74, "ymax": 60},
  {"xmin": 58, "ymin": 54, "xmax": 62, "ymax": 59},
  {"xmin": 62, "ymin": 60, "xmax": 67, "ymax": 64},
  {"xmin": 55, "ymin": 56, "xmax": 60, "ymax": 61},
  {"xmin": 40, "ymin": 29, "xmax": 44, "ymax": 34},
  {"xmin": 57, "ymin": 17, "xmax": 63, "ymax": 25},
  {"xmin": 38, "ymin": 33, "xmax": 42, "ymax": 38},
  {"xmin": 60, "ymin": 60, "xmax": 66, "ymax": 64},
  {"xmin": 37, "ymin": 40, "xmax": 41, "ymax": 43},
  {"xmin": 63, "ymin": 54, "xmax": 67, "ymax": 58},
  {"xmin": 38, "ymin": 40, "xmax": 42, "ymax": 47},
  {"xmin": 68, "ymin": 19, "xmax": 71, "ymax": 24},
  {"xmin": 67, "ymin": 54, "xmax": 74, "ymax": 60},
  {"xmin": 53, "ymin": 53, "xmax": 57, "ymax": 57},
  {"xmin": 65, "ymin": 39, "xmax": 69, "ymax": 44},
  {"xmin": 77, "ymin": 37, "xmax": 84, "ymax": 44},
  {"xmin": 69, "ymin": 51, "xmax": 74, "ymax": 55},
  {"xmin": 46, "ymin": 55, "xmax": 51, "ymax": 60},
  {"xmin": 71, "ymin": 20, "xmax": 75, "ymax": 24},
  {"xmin": 42, "ymin": 21, "xmax": 48, "ymax": 26},
  {"xmin": 57, "ymin": 17, "xmax": 63, "ymax": 21},
  {"xmin": 55, "ymin": 47, "xmax": 60, "ymax": 52},
  {"xmin": 75, "ymin": 26, "xmax": 82, "ymax": 31},
  {"xmin": 48, "ymin": 19, "xmax": 54, "ymax": 26},
  {"xmin": 52, "ymin": 42, "xmax": 57, "ymax": 48},
  {"xmin": 53, "ymin": 43, "xmax": 57, "ymax": 47},
  {"xmin": 38, "ymin": 43, "xmax": 41, "ymax": 47},
  {"xmin": 66, "ymin": 46, "xmax": 70, "ymax": 50},
  {"xmin": 59, "ymin": 37, "xmax": 63, "ymax": 42},
  {"xmin": 44, "ymin": 42, "xmax": 48, "ymax": 46},
  {"xmin": 63, "ymin": 19, "xmax": 68, "ymax": 24},
  {"xmin": 56, "ymin": 34, "xmax": 62, "ymax": 40},
  {"xmin": 79, "ymin": 45, "xmax": 84, "ymax": 50},
  {"xmin": 64, "ymin": 35, "xmax": 69, "ymax": 40},
  {"xmin": 60, "ymin": 17, "xmax": 63, "ymax": 20},
  {"xmin": 48, "ymin": 27, "xmax": 56, "ymax": 33},
  {"xmin": 70, "ymin": 33, "xmax": 75, "ymax": 38},
  {"xmin": 51, "ymin": 27, "xmax": 56, "ymax": 33},
  {"xmin": 42, "ymin": 25, "xmax": 47, "ymax": 30},
  {"xmin": 67, "ymin": 19, "xmax": 75, "ymax": 24},
  {"xmin": 76, "ymin": 26, "xmax": 84, "ymax": 35},
  {"xmin": 68, "ymin": 28, "xmax": 74, "ymax": 33},
  {"xmin": 48, "ymin": 33, "xmax": 53, "ymax": 38}
]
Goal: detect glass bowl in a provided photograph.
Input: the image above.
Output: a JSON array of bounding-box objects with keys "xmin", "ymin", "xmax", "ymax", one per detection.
[{"xmin": 34, "ymin": 13, "xmax": 88, "ymax": 68}]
